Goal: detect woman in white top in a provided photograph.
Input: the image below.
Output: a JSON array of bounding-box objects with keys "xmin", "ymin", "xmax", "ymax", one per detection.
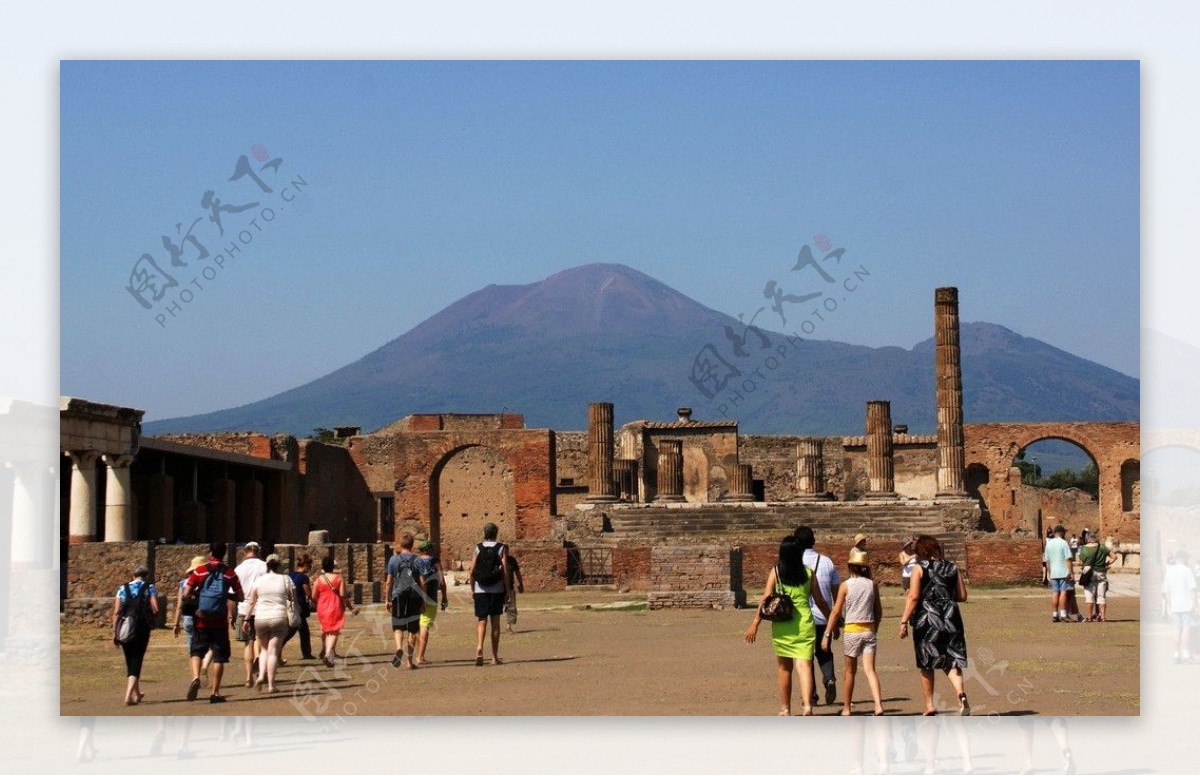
[
  {"xmin": 899, "ymin": 537, "xmax": 917, "ymax": 593},
  {"xmin": 243, "ymin": 553, "xmax": 296, "ymax": 693},
  {"xmin": 821, "ymin": 548, "xmax": 884, "ymax": 716}
]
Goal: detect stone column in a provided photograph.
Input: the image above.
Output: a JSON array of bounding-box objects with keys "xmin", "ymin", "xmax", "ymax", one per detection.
[
  {"xmin": 865, "ymin": 401, "xmax": 897, "ymax": 498},
  {"xmin": 67, "ymin": 450, "xmax": 99, "ymax": 543},
  {"xmin": 935, "ymin": 287, "xmax": 967, "ymax": 496},
  {"xmin": 11, "ymin": 462, "xmax": 54, "ymax": 567},
  {"xmin": 210, "ymin": 477, "xmax": 237, "ymax": 542},
  {"xmin": 724, "ymin": 463, "xmax": 754, "ymax": 502},
  {"xmin": 654, "ymin": 441, "xmax": 685, "ymax": 503},
  {"xmin": 796, "ymin": 438, "xmax": 828, "ymax": 499},
  {"xmin": 103, "ymin": 454, "xmax": 135, "ymax": 542},
  {"xmin": 586, "ymin": 402, "xmax": 618, "ymax": 501},
  {"xmin": 614, "ymin": 458, "xmax": 638, "ymax": 502},
  {"xmin": 238, "ymin": 479, "xmax": 265, "ymax": 541}
]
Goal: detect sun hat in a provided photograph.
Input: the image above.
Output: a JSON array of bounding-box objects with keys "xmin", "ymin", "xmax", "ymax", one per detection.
[
  {"xmin": 854, "ymin": 533, "xmax": 867, "ymax": 545},
  {"xmin": 188, "ymin": 555, "xmax": 208, "ymax": 573},
  {"xmin": 848, "ymin": 548, "xmax": 869, "ymax": 567}
]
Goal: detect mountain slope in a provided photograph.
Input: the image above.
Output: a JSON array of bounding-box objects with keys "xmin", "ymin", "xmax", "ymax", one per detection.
[{"xmin": 143, "ymin": 264, "xmax": 1139, "ymax": 436}]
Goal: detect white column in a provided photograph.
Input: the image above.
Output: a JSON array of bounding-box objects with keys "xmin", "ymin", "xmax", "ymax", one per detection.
[
  {"xmin": 103, "ymin": 454, "xmax": 134, "ymax": 542},
  {"xmin": 67, "ymin": 450, "xmax": 99, "ymax": 543},
  {"xmin": 11, "ymin": 462, "xmax": 54, "ymax": 567}
]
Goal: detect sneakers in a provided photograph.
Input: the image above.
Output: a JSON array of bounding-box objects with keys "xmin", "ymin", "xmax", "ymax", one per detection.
[
  {"xmin": 186, "ymin": 678, "xmax": 201, "ymax": 702},
  {"xmin": 209, "ymin": 694, "xmax": 227, "ymax": 704},
  {"xmin": 825, "ymin": 679, "xmax": 837, "ymax": 706}
]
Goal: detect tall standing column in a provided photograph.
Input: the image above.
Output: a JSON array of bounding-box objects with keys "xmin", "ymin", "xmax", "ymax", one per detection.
[
  {"xmin": 654, "ymin": 441, "xmax": 685, "ymax": 503},
  {"xmin": 586, "ymin": 402, "xmax": 617, "ymax": 502},
  {"xmin": 935, "ymin": 287, "xmax": 967, "ymax": 496},
  {"xmin": 796, "ymin": 438, "xmax": 828, "ymax": 499},
  {"xmin": 103, "ymin": 454, "xmax": 135, "ymax": 542},
  {"xmin": 724, "ymin": 463, "xmax": 754, "ymax": 502},
  {"xmin": 11, "ymin": 462, "xmax": 54, "ymax": 567},
  {"xmin": 67, "ymin": 450, "xmax": 99, "ymax": 543},
  {"xmin": 865, "ymin": 401, "xmax": 897, "ymax": 498}
]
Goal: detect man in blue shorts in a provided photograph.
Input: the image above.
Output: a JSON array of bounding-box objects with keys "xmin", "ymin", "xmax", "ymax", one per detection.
[
  {"xmin": 182, "ymin": 541, "xmax": 244, "ymax": 702},
  {"xmin": 469, "ymin": 522, "xmax": 509, "ymax": 666},
  {"xmin": 1043, "ymin": 524, "xmax": 1074, "ymax": 623}
]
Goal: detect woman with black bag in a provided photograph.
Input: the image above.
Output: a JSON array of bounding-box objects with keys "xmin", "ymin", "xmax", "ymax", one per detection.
[
  {"xmin": 111, "ymin": 564, "xmax": 159, "ymax": 706},
  {"xmin": 744, "ymin": 535, "xmax": 832, "ymax": 716}
]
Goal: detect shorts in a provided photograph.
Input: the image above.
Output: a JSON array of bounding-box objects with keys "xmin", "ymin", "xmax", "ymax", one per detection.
[
  {"xmin": 1050, "ymin": 578, "xmax": 1073, "ymax": 593},
  {"xmin": 255, "ymin": 617, "xmax": 289, "ymax": 642},
  {"xmin": 474, "ymin": 591, "xmax": 506, "ymax": 619},
  {"xmin": 419, "ymin": 603, "xmax": 438, "ymax": 629},
  {"xmin": 1084, "ymin": 574, "xmax": 1109, "ymax": 605},
  {"xmin": 234, "ymin": 613, "xmax": 255, "ymax": 643},
  {"xmin": 191, "ymin": 625, "xmax": 232, "ymax": 663},
  {"xmin": 391, "ymin": 595, "xmax": 423, "ymax": 634},
  {"xmin": 1171, "ymin": 612, "xmax": 1194, "ymax": 628},
  {"xmin": 843, "ymin": 629, "xmax": 878, "ymax": 658}
]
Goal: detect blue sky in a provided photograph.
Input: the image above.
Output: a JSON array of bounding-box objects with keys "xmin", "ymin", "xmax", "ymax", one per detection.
[{"xmin": 60, "ymin": 60, "xmax": 1139, "ymax": 421}]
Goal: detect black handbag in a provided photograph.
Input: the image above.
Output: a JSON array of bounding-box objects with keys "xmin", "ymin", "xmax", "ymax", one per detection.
[{"xmin": 759, "ymin": 566, "xmax": 796, "ymax": 622}]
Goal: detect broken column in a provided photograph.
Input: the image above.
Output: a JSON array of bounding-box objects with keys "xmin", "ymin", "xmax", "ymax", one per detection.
[
  {"xmin": 586, "ymin": 402, "xmax": 617, "ymax": 502},
  {"xmin": 935, "ymin": 287, "xmax": 967, "ymax": 496},
  {"xmin": 796, "ymin": 438, "xmax": 828, "ymax": 499},
  {"xmin": 614, "ymin": 458, "xmax": 638, "ymax": 502},
  {"xmin": 654, "ymin": 440, "xmax": 685, "ymax": 503},
  {"xmin": 724, "ymin": 463, "xmax": 755, "ymax": 502},
  {"xmin": 865, "ymin": 401, "xmax": 897, "ymax": 498}
]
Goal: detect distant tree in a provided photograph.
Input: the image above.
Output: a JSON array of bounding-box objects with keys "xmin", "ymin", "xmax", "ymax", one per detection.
[
  {"xmin": 1014, "ymin": 459, "xmax": 1041, "ymax": 486},
  {"xmin": 1040, "ymin": 462, "xmax": 1099, "ymax": 496},
  {"xmin": 310, "ymin": 427, "xmax": 337, "ymax": 443}
]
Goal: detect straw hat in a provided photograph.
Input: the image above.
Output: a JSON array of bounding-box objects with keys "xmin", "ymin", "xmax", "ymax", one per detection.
[
  {"xmin": 853, "ymin": 533, "xmax": 867, "ymax": 545},
  {"xmin": 848, "ymin": 548, "xmax": 869, "ymax": 567},
  {"xmin": 188, "ymin": 555, "xmax": 207, "ymax": 573}
]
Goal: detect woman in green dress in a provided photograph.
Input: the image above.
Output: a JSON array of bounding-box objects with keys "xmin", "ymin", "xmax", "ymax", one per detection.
[{"xmin": 745, "ymin": 535, "xmax": 832, "ymax": 716}]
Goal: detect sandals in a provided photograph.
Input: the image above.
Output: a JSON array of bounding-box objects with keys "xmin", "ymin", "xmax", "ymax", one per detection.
[{"xmin": 959, "ymin": 693, "xmax": 971, "ymax": 716}]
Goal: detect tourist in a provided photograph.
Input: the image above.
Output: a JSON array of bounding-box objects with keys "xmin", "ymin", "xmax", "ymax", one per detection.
[
  {"xmin": 898, "ymin": 535, "xmax": 970, "ymax": 715},
  {"xmin": 313, "ymin": 555, "xmax": 356, "ymax": 668},
  {"xmin": 242, "ymin": 554, "xmax": 296, "ymax": 693},
  {"xmin": 414, "ymin": 539, "xmax": 448, "ymax": 664},
  {"xmin": 469, "ymin": 522, "xmax": 510, "ymax": 666},
  {"xmin": 112, "ymin": 564, "xmax": 158, "ymax": 705},
  {"xmin": 171, "ymin": 555, "xmax": 212, "ymax": 689},
  {"xmin": 182, "ymin": 541, "xmax": 244, "ymax": 703},
  {"xmin": 794, "ymin": 525, "xmax": 840, "ymax": 706},
  {"xmin": 233, "ymin": 541, "xmax": 268, "ymax": 687},
  {"xmin": 1069, "ymin": 533, "xmax": 1080, "ymax": 561},
  {"xmin": 743, "ymin": 535, "xmax": 832, "ymax": 716},
  {"xmin": 898, "ymin": 537, "xmax": 917, "ymax": 594},
  {"xmin": 1078, "ymin": 529, "xmax": 1115, "ymax": 622},
  {"xmin": 1163, "ymin": 551, "xmax": 1198, "ymax": 664},
  {"xmin": 821, "ymin": 548, "xmax": 884, "ymax": 716},
  {"xmin": 1043, "ymin": 524, "xmax": 1074, "ymax": 622},
  {"xmin": 853, "ymin": 533, "xmax": 868, "ymax": 552},
  {"xmin": 386, "ymin": 532, "xmax": 425, "ymax": 669},
  {"xmin": 504, "ymin": 550, "xmax": 525, "ymax": 634},
  {"xmin": 282, "ymin": 554, "xmax": 316, "ymax": 660}
]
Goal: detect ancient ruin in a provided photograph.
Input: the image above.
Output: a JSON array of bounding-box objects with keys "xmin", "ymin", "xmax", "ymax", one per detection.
[{"xmin": 57, "ymin": 287, "xmax": 1141, "ymax": 619}]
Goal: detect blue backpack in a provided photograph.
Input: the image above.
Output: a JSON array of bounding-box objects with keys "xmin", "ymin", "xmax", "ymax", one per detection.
[{"xmin": 196, "ymin": 563, "xmax": 229, "ymax": 617}]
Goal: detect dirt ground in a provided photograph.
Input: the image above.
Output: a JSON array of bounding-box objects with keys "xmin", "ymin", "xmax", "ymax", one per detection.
[{"xmin": 60, "ymin": 583, "xmax": 1139, "ymax": 717}]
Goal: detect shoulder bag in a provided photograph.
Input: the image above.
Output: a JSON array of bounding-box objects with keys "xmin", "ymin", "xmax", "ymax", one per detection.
[{"xmin": 758, "ymin": 566, "xmax": 796, "ymax": 622}]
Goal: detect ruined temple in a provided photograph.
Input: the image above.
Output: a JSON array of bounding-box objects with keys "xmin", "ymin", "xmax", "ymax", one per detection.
[{"xmin": 57, "ymin": 287, "xmax": 1141, "ymax": 618}]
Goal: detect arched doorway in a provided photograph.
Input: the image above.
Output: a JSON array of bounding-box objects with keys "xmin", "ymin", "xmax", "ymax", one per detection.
[
  {"xmin": 964, "ymin": 463, "xmax": 992, "ymax": 530},
  {"xmin": 429, "ymin": 445, "xmax": 516, "ymax": 572},
  {"xmin": 1013, "ymin": 438, "xmax": 1099, "ymax": 538}
]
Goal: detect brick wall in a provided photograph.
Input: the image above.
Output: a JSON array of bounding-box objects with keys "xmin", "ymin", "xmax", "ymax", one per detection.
[
  {"xmin": 648, "ymin": 545, "xmax": 740, "ymax": 609},
  {"xmin": 612, "ymin": 546, "xmax": 651, "ymax": 590},
  {"xmin": 964, "ymin": 539, "xmax": 1043, "ymax": 585},
  {"xmin": 510, "ymin": 546, "xmax": 567, "ymax": 592}
]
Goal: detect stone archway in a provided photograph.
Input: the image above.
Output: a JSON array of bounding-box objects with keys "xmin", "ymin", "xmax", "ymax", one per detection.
[
  {"xmin": 964, "ymin": 463, "xmax": 992, "ymax": 529},
  {"xmin": 963, "ymin": 422, "xmax": 1139, "ymax": 541},
  {"xmin": 429, "ymin": 445, "xmax": 516, "ymax": 571}
]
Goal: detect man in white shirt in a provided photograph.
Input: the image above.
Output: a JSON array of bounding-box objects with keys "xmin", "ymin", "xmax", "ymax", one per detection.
[
  {"xmin": 468, "ymin": 522, "xmax": 510, "ymax": 666},
  {"xmin": 1164, "ymin": 551, "xmax": 1198, "ymax": 663},
  {"xmin": 794, "ymin": 525, "xmax": 840, "ymax": 706},
  {"xmin": 234, "ymin": 541, "xmax": 268, "ymax": 685}
]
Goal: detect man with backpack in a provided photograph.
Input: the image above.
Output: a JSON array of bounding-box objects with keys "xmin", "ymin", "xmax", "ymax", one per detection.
[
  {"xmin": 385, "ymin": 532, "xmax": 426, "ymax": 669},
  {"xmin": 182, "ymin": 541, "xmax": 245, "ymax": 703},
  {"xmin": 469, "ymin": 522, "xmax": 510, "ymax": 666}
]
